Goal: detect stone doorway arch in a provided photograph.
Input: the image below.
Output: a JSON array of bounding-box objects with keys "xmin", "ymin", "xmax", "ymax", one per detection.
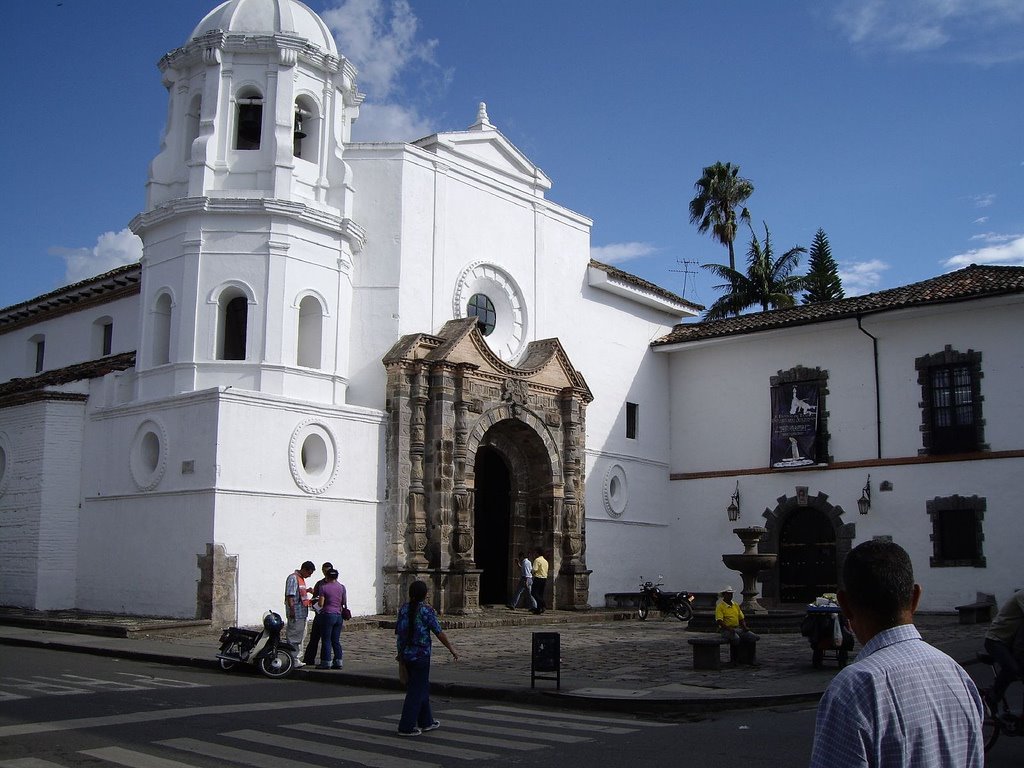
[
  {"xmin": 382, "ymin": 318, "xmax": 592, "ymax": 614},
  {"xmin": 760, "ymin": 487, "xmax": 855, "ymax": 607}
]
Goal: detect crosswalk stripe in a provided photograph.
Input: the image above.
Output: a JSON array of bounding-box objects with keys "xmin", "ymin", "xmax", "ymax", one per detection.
[
  {"xmin": 480, "ymin": 704, "xmax": 676, "ymax": 727},
  {"xmin": 80, "ymin": 746, "xmax": 199, "ymax": 768},
  {"xmin": 339, "ymin": 718, "xmax": 546, "ymax": 751},
  {"xmin": 443, "ymin": 708, "xmax": 636, "ymax": 734},
  {"xmin": 382, "ymin": 714, "xmax": 591, "ymax": 743},
  {"xmin": 159, "ymin": 737, "xmax": 328, "ymax": 768},
  {"xmin": 0, "ymin": 694, "xmax": 403, "ymax": 738},
  {"xmin": 282, "ymin": 723, "xmax": 497, "ymax": 760},
  {"xmin": 225, "ymin": 729, "xmax": 439, "ymax": 768},
  {"xmin": 0, "ymin": 759, "xmax": 69, "ymax": 768}
]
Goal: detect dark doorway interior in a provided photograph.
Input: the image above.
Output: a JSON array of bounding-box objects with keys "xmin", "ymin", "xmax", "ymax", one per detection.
[
  {"xmin": 778, "ymin": 507, "xmax": 837, "ymax": 603},
  {"xmin": 474, "ymin": 446, "xmax": 511, "ymax": 605}
]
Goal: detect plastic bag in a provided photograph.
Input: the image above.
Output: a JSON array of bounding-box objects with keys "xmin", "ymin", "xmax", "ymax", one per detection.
[{"xmin": 832, "ymin": 614, "xmax": 843, "ymax": 647}]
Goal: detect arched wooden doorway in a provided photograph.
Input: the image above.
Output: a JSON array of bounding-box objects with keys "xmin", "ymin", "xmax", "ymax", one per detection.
[{"xmin": 760, "ymin": 487, "xmax": 855, "ymax": 607}]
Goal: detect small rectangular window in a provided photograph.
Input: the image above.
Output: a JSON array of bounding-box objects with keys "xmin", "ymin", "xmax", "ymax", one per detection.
[
  {"xmin": 927, "ymin": 495, "xmax": 986, "ymax": 568},
  {"xmin": 102, "ymin": 322, "xmax": 113, "ymax": 356},
  {"xmin": 625, "ymin": 402, "xmax": 638, "ymax": 440},
  {"xmin": 34, "ymin": 339, "xmax": 45, "ymax": 373}
]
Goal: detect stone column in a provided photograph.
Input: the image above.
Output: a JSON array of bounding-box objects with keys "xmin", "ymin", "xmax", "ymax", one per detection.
[{"xmin": 558, "ymin": 388, "xmax": 591, "ymax": 610}]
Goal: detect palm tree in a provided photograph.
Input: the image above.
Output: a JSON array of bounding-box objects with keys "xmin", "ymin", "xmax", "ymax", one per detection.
[
  {"xmin": 688, "ymin": 162, "xmax": 754, "ymax": 273},
  {"xmin": 802, "ymin": 228, "xmax": 844, "ymax": 303},
  {"xmin": 702, "ymin": 223, "xmax": 807, "ymax": 320}
]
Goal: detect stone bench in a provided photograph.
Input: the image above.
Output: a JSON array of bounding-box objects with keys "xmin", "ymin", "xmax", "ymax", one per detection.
[
  {"xmin": 955, "ymin": 593, "xmax": 996, "ymax": 624},
  {"xmin": 687, "ymin": 637, "xmax": 728, "ymax": 670}
]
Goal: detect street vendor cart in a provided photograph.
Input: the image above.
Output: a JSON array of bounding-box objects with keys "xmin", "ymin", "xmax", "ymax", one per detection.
[{"xmin": 800, "ymin": 602, "xmax": 855, "ymax": 668}]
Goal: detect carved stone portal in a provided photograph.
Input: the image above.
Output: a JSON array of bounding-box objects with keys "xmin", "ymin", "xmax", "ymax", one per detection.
[{"xmin": 382, "ymin": 318, "xmax": 592, "ymax": 615}]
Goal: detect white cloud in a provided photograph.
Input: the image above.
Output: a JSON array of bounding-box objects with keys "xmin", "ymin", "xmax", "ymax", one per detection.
[
  {"xmin": 970, "ymin": 231, "xmax": 1021, "ymax": 243},
  {"xmin": 590, "ymin": 242, "xmax": 659, "ymax": 264},
  {"xmin": 322, "ymin": 0, "xmax": 446, "ymax": 143},
  {"xmin": 972, "ymin": 216, "xmax": 989, "ymax": 225},
  {"xmin": 944, "ymin": 234, "xmax": 1024, "ymax": 268},
  {"xmin": 838, "ymin": 259, "xmax": 890, "ymax": 295},
  {"xmin": 972, "ymin": 193, "xmax": 996, "ymax": 207},
  {"xmin": 832, "ymin": 0, "xmax": 1024, "ymax": 62},
  {"xmin": 49, "ymin": 228, "xmax": 142, "ymax": 286}
]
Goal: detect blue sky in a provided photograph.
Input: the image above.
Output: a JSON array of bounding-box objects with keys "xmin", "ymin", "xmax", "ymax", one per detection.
[{"xmin": 2, "ymin": 0, "xmax": 1022, "ymax": 312}]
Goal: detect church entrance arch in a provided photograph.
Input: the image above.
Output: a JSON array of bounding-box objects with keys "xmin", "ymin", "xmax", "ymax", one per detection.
[
  {"xmin": 382, "ymin": 318, "xmax": 592, "ymax": 615},
  {"xmin": 760, "ymin": 487, "xmax": 855, "ymax": 606},
  {"xmin": 473, "ymin": 445, "xmax": 512, "ymax": 604}
]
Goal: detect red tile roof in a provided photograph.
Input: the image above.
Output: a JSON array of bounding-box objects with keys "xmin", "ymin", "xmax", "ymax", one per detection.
[
  {"xmin": 653, "ymin": 264, "xmax": 1024, "ymax": 346},
  {"xmin": 0, "ymin": 352, "xmax": 136, "ymax": 404}
]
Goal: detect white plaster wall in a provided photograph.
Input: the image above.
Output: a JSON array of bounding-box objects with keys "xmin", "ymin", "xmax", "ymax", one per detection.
[
  {"xmin": 663, "ymin": 295, "xmax": 1024, "ymax": 612},
  {"xmin": 0, "ymin": 295, "xmax": 139, "ymax": 381},
  {"xmin": 0, "ymin": 398, "xmax": 85, "ymax": 610}
]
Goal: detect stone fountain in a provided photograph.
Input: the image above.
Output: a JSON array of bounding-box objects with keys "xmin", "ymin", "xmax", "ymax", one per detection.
[{"xmin": 721, "ymin": 526, "xmax": 777, "ymax": 614}]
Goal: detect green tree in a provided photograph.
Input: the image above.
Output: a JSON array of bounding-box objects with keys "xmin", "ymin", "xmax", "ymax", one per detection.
[
  {"xmin": 702, "ymin": 224, "xmax": 807, "ymax": 319},
  {"xmin": 802, "ymin": 228, "xmax": 844, "ymax": 304},
  {"xmin": 688, "ymin": 162, "xmax": 754, "ymax": 273}
]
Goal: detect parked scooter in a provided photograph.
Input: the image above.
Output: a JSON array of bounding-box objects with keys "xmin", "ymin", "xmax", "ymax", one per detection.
[
  {"xmin": 217, "ymin": 610, "xmax": 296, "ymax": 678},
  {"xmin": 638, "ymin": 577, "xmax": 694, "ymax": 621}
]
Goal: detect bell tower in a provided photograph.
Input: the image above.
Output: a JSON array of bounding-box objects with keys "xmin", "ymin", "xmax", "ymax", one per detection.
[{"xmin": 130, "ymin": 0, "xmax": 365, "ymax": 404}]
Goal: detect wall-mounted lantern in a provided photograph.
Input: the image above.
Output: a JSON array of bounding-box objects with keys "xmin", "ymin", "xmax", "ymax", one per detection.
[
  {"xmin": 727, "ymin": 481, "xmax": 741, "ymax": 522},
  {"xmin": 857, "ymin": 474, "xmax": 872, "ymax": 515}
]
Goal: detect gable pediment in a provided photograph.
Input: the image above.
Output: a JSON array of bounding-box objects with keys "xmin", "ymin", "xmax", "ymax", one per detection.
[{"xmin": 412, "ymin": 105, "xmax": 552, "ymax": 195}]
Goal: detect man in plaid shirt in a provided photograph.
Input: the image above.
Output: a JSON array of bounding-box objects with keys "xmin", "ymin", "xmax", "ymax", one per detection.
[{"xmin": 809, "ymin": 540, "xmax": 983, "ymax": 767}]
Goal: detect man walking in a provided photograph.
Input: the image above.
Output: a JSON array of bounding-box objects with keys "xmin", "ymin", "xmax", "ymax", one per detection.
[
  {"xmin": 531, "ymin": 548, "xmax": 549, "ymax": 614},
  {"xmin": 285, "ymin": 561, "xmax": 316, "ymax": 668},
  {"xmin": 809, "ymin": 540, "xmax": 983, "ymax": 767},
  {"xmin": 983, "ymin": 587, "xmax": 1024, "ymax": 721},
  {"xmin": 508, "ymin": 551, "xmax": 536, "ymax": 611}
]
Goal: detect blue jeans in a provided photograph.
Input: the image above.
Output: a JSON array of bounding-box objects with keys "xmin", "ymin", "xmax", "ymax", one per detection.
[
  {"xmin": 319, "ymin": 613, "xmax": 343, "ymax": 666},
  {"xmin": 510, "ymin": 577, "xmax": 536, "ymax": 609},
  {"xmin": 398, "ymin": 657, "xmax": 433, "ymax": 733}
]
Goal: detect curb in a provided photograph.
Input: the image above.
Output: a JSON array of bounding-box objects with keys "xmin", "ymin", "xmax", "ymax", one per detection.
[{"xmin": 0, "ymin": 633, "xmax": 824, "ymax": 715}]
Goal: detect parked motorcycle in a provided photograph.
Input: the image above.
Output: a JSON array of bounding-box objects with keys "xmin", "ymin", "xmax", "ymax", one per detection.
[
  {"xmin": 217, "ymin": 610, "xmax": 296, "ymax": 678},
  {"xmin": 638, "ymin": 577, "xmax": 694, "ymax": 621}
]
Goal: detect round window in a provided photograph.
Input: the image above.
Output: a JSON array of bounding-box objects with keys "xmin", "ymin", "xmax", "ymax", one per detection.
[
  {"xmin": 129, "ymin": 420, "xmax": 168, "ymax": 491},
  {"xmin": 289, "ymin": 419, "xmax": 339, "ymax": 495},
  {"xmin": 0, "ymin": 434, "xmax": 9, "ymax": 496},
  {"xmin": 467, "ymin": 293, "xmax": 496, "ymax": 336},
  {"xmin": 603, "ymin": 463, "xmax": 629, "ymax": 518}
]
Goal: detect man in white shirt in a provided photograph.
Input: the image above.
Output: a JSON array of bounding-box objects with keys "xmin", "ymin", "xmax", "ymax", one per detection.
[{"xmin": 507, "ymin": 551, "xmax": 537, "ymax": 611}]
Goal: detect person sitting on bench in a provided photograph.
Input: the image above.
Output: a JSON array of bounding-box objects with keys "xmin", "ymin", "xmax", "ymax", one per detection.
[{"xmin": 716, "ymin": 586, "xmax": 759, "ymax": 658}]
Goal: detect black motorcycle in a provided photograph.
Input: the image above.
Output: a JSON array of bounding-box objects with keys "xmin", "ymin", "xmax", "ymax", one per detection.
[
  {"xmin": 217, "ymin": 610, "xmax": 297, "ymax": 678},
  {"xmin": 638, "ymin": 578, "xmax": 694, "ymax": 621}
]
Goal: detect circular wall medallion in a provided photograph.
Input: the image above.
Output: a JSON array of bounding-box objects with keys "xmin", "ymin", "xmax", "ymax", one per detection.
[
  {"xmin": 0, "ymin": 432, "xmax": 11, "ymax": 496},
  {"xmin": 603, "ymin": 463, "xmax": 629, "ymax": 518},
  {"xmin": 129, "ymin": 419, "xmax": 168, "ymax": 492},
  {"xmin": 452, "ymin": 261, "xmax": 527, "ymax": 361},
  {"xmin": 289, "ymin": 418, "xmax": 340, "ymax": 495}
]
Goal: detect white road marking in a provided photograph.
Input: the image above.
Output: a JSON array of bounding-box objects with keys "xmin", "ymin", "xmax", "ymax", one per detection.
[
  {"xmin": 382, "ymin": 714, "xmax": 591, "ymax": 743},
  {"xmin": 339, "ymin": 718, "xmax": 546, "ymax": 751},
  {"xmin": 481, "ymin": 704, "xmax": 676, "ymax": 727},
  {"xmin": 443, "ymin": 707, "xmax": 637, "ymax": 734},
  {"xmin": 225, "ymin": 729, "xmax": 439, "ymax": 768},
  {"xmin": 159, "ymin": 737, "xmax": 328, "ymax": 768},
  {"xmin": 0, "ymin": 694, "xmax": 403, "ymax": 738},
  {"xmin": 0, "ymin": 759, "xmax": 69, "ymax": 768},
  {"xmin": 282, "ymin": 722, "xmax": 497, "ymax": 759},
  {"xmin": 80, "ymin": 746, "xmax": 199, "ymax": 768}
]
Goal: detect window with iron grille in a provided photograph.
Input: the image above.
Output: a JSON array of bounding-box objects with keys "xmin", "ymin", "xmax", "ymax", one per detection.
[
  {"xmin": 916, "ymin": 346, "xmax": 985, "ymax": 455},
  {"xmin": 927, "ymin": 495, "xmax": 986, "ymax": 568}
]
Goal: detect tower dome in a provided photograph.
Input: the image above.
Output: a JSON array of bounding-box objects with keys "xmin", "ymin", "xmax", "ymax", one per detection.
[{"xmin": 190, "ymin": 0, "xmax": 338, "ymax": 56}]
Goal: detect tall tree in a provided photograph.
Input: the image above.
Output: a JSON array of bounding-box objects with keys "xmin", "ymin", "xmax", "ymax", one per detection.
[
  {"xmin": 688, "ymin": 162, "xmax": 754, "ymax": 273},
  {"xmin": 702, "ymin": 223, "xmax": 807, "ymax": 320},
  {"xmin": 802, "ymin": 228, "xmax": 844, "ymax": 303}
]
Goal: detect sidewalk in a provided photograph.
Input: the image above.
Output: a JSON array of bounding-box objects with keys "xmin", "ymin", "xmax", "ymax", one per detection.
[{"xmin": 0, "ymin": 608, "xmax": 991, "ymax": 714}]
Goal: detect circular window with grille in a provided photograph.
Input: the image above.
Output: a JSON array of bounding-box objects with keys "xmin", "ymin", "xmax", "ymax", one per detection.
[
  {"xmin": 452, "ymin": 262, "xmax": 527, "ymax": 361},
  {"xmin": 467, "ymin": 293, "xmax": 496, "ymax": 336}
]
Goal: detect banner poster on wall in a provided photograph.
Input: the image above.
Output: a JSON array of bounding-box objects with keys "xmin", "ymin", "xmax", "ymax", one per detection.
[{"xmin": 770, "ymin": 381, "xmax": 819, "ymax": 468}]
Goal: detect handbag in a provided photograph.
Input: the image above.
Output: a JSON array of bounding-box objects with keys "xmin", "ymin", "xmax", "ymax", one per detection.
[{"xmin": 342, "ymin": 607, "xmax": 352, "ymax": 620}]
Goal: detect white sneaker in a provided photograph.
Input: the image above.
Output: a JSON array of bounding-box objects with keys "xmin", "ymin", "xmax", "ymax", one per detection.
[
  {"xmin": 422, "ymin": 720, "xmax": 441, "ymax": 732},
  {"xmin": 292, "ymin": 659, "xmax": 305, "ymax": 668},
  {"xmin": 397, "ymin": 728, "xmax": 422, "ymax": 737}
]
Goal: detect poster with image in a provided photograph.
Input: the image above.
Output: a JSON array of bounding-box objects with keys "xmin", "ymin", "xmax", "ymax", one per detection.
[{"xmin": 770, "ymin": 382, "xmax": 819, "ymax": 467}]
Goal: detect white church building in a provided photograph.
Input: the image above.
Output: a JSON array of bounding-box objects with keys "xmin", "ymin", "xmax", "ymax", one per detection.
[{"xmin": 1, "ymin": 0, "xmax": 1021, "ymax": 625}]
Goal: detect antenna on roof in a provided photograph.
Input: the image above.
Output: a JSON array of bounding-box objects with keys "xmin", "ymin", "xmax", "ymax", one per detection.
[{"xmin": 670, "ymin": 258, "xmax": 700, "ymax": 303}]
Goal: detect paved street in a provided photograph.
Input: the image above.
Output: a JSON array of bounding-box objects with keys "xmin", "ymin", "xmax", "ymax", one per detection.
[{"xmin": 2, "ymin": 646, "xmax": 1022, "ymax": 767}]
